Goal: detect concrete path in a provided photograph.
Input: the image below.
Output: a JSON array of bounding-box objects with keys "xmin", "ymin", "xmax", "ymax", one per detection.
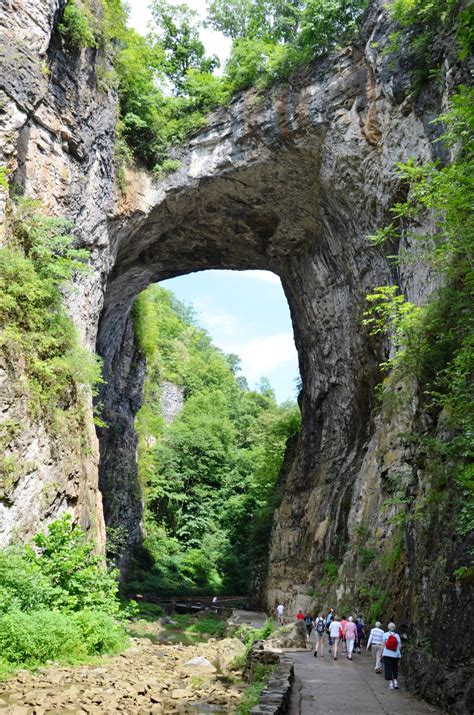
[
  {"xmin": 227, "ymin": 609, "xmax": 268, "ymax": 629},
  {"xmin": 288, "ymin": 647, "xmax": 444, "ymax": 714}
]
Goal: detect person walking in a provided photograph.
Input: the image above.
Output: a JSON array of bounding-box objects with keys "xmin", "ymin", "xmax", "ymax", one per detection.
[
  {"xmin": 366, "ymin": 621, "xmax": 384, "ymax": 673},
  {"xmin": 328, "ymin": 615, "xmax": 342, "ymax": 660},
  {"xmin": 340, "ymin": 615, "xmax": 348, "ymax": 654},
  {"xmin": 276, "ymin": 603, "xmax": 285, "ymax": 626},
  {"xmin": 382, "ymin": 622, "xmax": 402, "ymax": 690},
  {"xmin": 296, "ymin": 609, "xmax": 304, "ymax": 621},
  {"xmin": 355, "ymin": 615, "xmax": 364, "ymax": 653},
  {"xmin": 313, "ymin": 612, "xmax": 326, "ymax": 658},
  {"xmin": 326, "ymin": 608, "xmax": 335, "ymax": 647},
  {"xmin": 304, "ymin": 612, "xmax": 314, "ymax": 642},
  {"xmin": 344, "ymin": 616, "xmax": 357, "ymax": 660}
]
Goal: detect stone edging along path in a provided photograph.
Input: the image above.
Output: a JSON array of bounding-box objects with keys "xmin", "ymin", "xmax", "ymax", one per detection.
[{"xmin": 250, "ymin": 653, "xmax": 295, "ymax": 715}]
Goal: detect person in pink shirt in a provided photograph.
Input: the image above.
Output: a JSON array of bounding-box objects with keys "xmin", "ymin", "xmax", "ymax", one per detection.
[
  {"xmin": 340, "ymin": 616, "xmax": 348, "ymax": 654},
  {"xmin": 344, "ymin": 616, "xmax": 358, "ymax": 660}
]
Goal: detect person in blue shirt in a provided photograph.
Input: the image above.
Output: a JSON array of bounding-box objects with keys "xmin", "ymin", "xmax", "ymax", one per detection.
[{"xmin": 382, "ymin": 622, "xmax": 402, "ymax": 690}]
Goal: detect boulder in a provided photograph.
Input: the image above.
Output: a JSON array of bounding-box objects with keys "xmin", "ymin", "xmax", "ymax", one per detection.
[{"xmin": 264, "ymin": 620, "xmax": 307, "ymax": 650}]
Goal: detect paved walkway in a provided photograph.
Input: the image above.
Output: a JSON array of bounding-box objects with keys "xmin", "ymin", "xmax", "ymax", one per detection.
[{"xmin": 288, "ymin": 646, "xmax": 444, "ymax": 714}]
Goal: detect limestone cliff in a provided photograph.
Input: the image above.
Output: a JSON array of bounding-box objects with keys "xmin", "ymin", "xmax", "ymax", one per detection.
[{"xmin": 0, "ymin": 1, "xmax": 471, "ymax": 712}]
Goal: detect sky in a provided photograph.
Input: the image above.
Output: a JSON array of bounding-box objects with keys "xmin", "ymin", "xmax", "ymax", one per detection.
[
  {"xmin": 161, "ymin": 271, "xmax": 300, "ymax": 404},
  {"xmin": 127, "ymin": 0, "xmax": 232, "ymax": 68},
  {"xmin": 127, "ymin": 4, "xmax": 299, "ymax": 403}
]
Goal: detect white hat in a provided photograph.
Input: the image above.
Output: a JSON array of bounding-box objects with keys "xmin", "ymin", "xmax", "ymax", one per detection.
[{"xmin": 388, "ymin": 622, "xmax": 396, "ymax": 631}]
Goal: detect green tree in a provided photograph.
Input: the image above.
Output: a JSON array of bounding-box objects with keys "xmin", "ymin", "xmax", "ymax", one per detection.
[
  {"xmin": 28, "ymin": 515, "xmax": 121, "ymax": 614},
  {"xmin": 298, "ymin": 0, "xmax": 367, "ymax": 58},
  {"xmin": 150, "ymin": 1, "xmax": 218, "ymax": 89},
  {"xmin": 129, "ymin": 285, "xmax": 301, "ymax": 595}
]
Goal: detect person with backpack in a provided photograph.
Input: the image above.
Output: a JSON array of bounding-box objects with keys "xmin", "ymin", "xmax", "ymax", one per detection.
[
  {"xmin": 313, "ymin": 612, "xmax": 326, "ymax": 657},
  {"xmin": 304, "ymin": 612, "xmax": 314, "ymax": 641},
  {"xmin": 366, "ymin": 621, "xmax": 384, "ymax": 672},
  {"xmin": 382, "ymin": 622, "xmax": 402, "ymax": 690}
]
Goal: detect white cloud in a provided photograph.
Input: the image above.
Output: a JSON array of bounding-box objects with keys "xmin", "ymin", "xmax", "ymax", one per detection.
[
  {"xmin": 193, "ymin": 297, "xmax": 241, "ymax": 337},
  {"xmin": 243, "ymin": 270, "xmax": 281, "ymax": 285},
  {"xmin": 223, "ymin": 334, "xmax": 298, "ymax": 381}
]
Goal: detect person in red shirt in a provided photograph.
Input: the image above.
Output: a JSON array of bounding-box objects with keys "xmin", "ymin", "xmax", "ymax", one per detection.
[{"xmin": 296, "ymin": 609, "xmax": 304, "ymax": 621}]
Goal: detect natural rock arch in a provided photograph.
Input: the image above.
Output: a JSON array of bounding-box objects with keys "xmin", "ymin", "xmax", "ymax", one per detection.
[{"xmin": 95, "ymin": 44, "xmax": 432, "ymax": 594}]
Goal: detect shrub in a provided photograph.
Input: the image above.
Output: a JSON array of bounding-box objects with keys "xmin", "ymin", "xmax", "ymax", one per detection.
[
  {"xmin": 0, "ymin": 549, "xmax": 53, "ymax": 615},
  {"xmin": 29, "ymin": 514, "xmax": 122, "ymax": 615},
  {"xmin": 58, "ymin": 0, "xmax": 97, "ymax": 48},
  {"xmin": 73, "ymin": 610, "xmax": 128, "ymax": 655},
  {"xmin": 0, "ymin": 610, "xmax": 86, "ymax": 665}
]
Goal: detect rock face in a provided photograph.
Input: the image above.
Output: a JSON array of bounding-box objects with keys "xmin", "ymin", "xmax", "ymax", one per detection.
[
  {"xmin": 0, "ymin": 1, "xmax": 471, "ymax": 712},
  {"xmin": 0, "ymin": 0, "xmax": 115, "ymax": 545}
]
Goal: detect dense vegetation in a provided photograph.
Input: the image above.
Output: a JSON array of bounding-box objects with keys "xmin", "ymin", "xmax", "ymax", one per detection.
[
  {"xmin": 56, "ymin": 0, "xmax": 472, "ymax": 176},
  {"xmin": 58, "ymin": 0, "xmax": 369, "ymax": 172},
  {"xmin": 126, "ymin": 285, "xmax": 300, "ymax": 595},
  {"xmin": 363, "ymin": 84, "xmax": 473, "ymax": 578},
  {"xmin": 0, "ymin": 195, "xmax": 103, "ymax": 495},
  {"xmin": 0, "ymin": 516, "xmax": 128, "ymax": 679}
]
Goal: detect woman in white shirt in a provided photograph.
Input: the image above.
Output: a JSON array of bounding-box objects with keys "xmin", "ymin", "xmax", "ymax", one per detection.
[{"xmin": 329, "ymin": 617, "xmax": 342, "ymax": 660}]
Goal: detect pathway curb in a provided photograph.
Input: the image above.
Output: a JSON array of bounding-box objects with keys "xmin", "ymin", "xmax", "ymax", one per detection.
[{"xmin": 250, "ymin": 653, "xmax": 294, "ymax": 714}]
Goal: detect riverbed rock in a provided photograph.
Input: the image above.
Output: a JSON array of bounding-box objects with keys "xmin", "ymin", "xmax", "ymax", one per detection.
[{"xmin": 264, "ymin": 621, "xmax": 308, "ymax": 650}]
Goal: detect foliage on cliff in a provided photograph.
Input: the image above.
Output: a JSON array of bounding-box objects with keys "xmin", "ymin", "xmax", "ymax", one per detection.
[
  {"xmin": 0, "ymin": 516, "xmax": 127, "ymax": 678},
  {"xmin": 363, "ymin": 85, "xmax": 474, "ymax": 574},
  {"xmin": 57, "ymin": 0, "xmax": 369, "ymax": 171},
  {"xmin": 56, "ymin": 1, "xmax": 472, "ymax": 174},
  {"xmin": 127, "ymin": 285, "xmax": 300, "ymax": 595},
  {"xmin": 0, "ymin": 198, "xmax": 103, "ymax": 417}
]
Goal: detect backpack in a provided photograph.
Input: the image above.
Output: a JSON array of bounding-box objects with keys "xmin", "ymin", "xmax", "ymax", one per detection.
[
  {"xmin": 304, "ymin": 615, "xmax": 312, "ymax": 626},
  {"xmin": 316, "ymin": 618, "xmax": 325, "ymax": 634},
  {"xmin": 386, "ymin": 634, "xmax": 398, "ymax": 651}
]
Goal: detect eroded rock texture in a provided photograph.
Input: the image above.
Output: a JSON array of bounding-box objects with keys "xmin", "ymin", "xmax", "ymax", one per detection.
[
  {"xmin": 0, "ymin": 0, "xmax": 115, "ymax": 545},
  {"xmin": 0, "ymin": 1, "xmax": 471, "ymax": 711}
]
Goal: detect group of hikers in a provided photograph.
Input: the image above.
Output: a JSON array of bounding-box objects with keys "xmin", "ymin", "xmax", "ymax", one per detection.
[{"xmin": 276, "ymin": 604, "xmax": 402, "ymax": 691}]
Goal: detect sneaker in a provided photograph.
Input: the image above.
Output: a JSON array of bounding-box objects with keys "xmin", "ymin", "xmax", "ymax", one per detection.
[
  {"xmin": 388, "ymin": 683, "xmax": 394, "ymax": 690},
  {"xmin": 394, "ymin": 680, "xmax": 399, "ymax": 689},
  {"xmin": 313, "ymin": 651, "xmax": 317, "ymax": 658}
]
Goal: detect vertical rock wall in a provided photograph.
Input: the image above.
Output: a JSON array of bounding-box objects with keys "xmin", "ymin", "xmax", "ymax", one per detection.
[{"xmin": 0, "ymin": 0, "xmax": 117, "ymax": 545}]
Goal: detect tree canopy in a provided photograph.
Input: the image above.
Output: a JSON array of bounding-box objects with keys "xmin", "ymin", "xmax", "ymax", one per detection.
[{"xmin": 128, "ymin": 285, "xmax": 300, "ymax": 595}]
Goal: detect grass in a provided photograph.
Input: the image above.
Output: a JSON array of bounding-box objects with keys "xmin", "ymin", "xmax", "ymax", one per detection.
[
  {"xmin": 236, "ymin": 663, "xmax": 275, "ymax": 715},
  {"xmin": 132, "ymin": 602, "xmax": 164, "ymax": 621}
]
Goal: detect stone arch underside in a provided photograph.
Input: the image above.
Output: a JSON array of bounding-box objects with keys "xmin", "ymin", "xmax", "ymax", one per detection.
[{"xmin": 95, "ymin": 46, "xmax": 431, "ymax": 598}]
